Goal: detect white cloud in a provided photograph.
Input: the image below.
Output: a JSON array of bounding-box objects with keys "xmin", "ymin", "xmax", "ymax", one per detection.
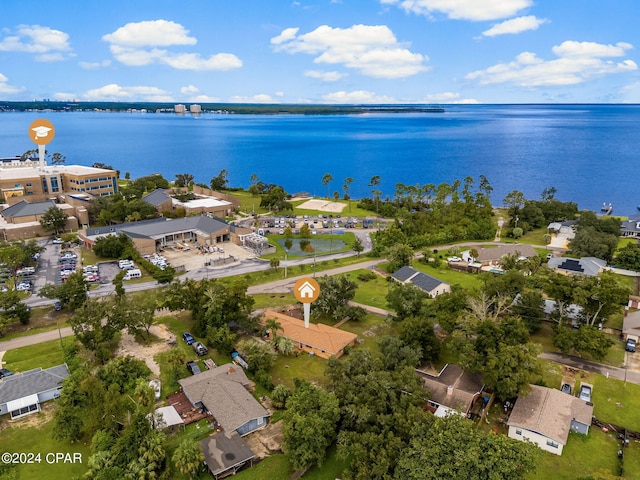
[
  {"xmin": 272, "ymin": 24, "xmax": 428, "ymax": 78},
  {"xmin": 189, "ymin": 94, "xmax": 221, "ymax": 102},
  {"xmin": 381, "ymin": 0, "xmax": 532, "ymax": 21},
  {"xmin": 102, "ymin": 20, "xmax": 197, "ymax": 48},
  {"xmin": 0, "ymin": 24, "xmax": 73, "ymax": 61},
  {"xmin": 52, "ymin": 92, "xmax": 77, "ymax": 101},
  {"xmin": 304, "ymin": 70, "xmax": 348, "ymax": 81},
  {"xmin": 618, "ymin": 82, "xmax": 640, "ymax": 103},
  {"xmin": 83, "ymin": 83, "xmax": 173, "ymax": 102},
  {"xmin": 465, "ymin": 40, "xmax": 637, "ymax": 87},
  {"xmin": 228, "ymin": 94, "xmax": 274, "ymax": 103},
  {"xmin": 275, "ymin": 91, "xmax": 285, "ymax": 97},
  {"xmin": 78, "ymin": 60, "xmax": 111, "ymax": 70},
  {"xmin": 321, "ymin": 90, "xmax": 399, "ymax": 103},
  {"xmin": 421, "ymin": 92, "xmax": 479, "ymax": 103},
  {"xmin": 181, "ymin": 85, "xmax": 200, "ymax": 95},
  {"xmin": 481, "ymin": 16, "xmax": 548, "ymax": 37},
  {"xmin": 103, "ymin": 20, "xmax": 242, "ymax": 71},
  {"xmin": 0, "ymin": 73, "xmax": 24, "ymax": 95}
]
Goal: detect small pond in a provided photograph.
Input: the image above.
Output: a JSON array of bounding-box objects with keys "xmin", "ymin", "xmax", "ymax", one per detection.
[{"xmin": 276, "ymin": 238, "xmax": 346, "ymax": 256}]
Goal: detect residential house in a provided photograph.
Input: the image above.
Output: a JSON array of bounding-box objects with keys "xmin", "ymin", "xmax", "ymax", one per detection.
[
  {"xmin": 417, "ymin": 364, "xmax": 484, "ymax": 418},
  {"xmin": 475, "ymin": 244, "xmax": 538, "ymax": 267},
  {"xmin": 508, "ymin": 385, "xmax": 593, "ymax": 455},
  {"xmin": 178, "ymin": 364, "xmax": 269, "ymax": 436},
  {"xmin": 547, "ymin": 257, "xmax": 606, "ymax": 277},
  {"xmin": 200, "ymin": 431, "xmax": 256, "ymax": 479},
  {"xmin": 544, "ymin": 299, "xmax": 583, "ymax": 328},
  {"xmin": 391, "ymin": 266, "xmax": 451, "ymax": 297},
  {"xmin": 628, "ymin": 295, "xmax": 640, "ymax": 310},
  {"xmin": 621, "ymin": 214, "xmax": 640, "ymax": 238},
  {"xmin": 0, "ymin": 364, "xmax": 70, "ymax": 419},
  {"xmin": 261, "ymin": 310, "xmax": 357, "ymax": 359},
  {"xmin": 623, "ymin": 310, "xmax": 640, "ymax": 343},
  {"xmin": 548, "ymin": 220, "xmax": 576, "ymax": 237}
]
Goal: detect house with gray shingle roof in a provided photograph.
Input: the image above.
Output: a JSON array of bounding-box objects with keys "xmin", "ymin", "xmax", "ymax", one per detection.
[
  {"xmin": 0, "ymin": 364, "xmax": 70, "ymax": 419},
  {"xmin": 178, "ymin": 364, "xmax": 269, "ymax": 436},
  {"xmin": 391, "ymin": 266, "xmax": 450, "ymax": 297},
  {"xmin": 547, "ymin": 256, "xmax": 606, "ymax": 277},
  {"xmin": 200, "ymin": 431, "xmax": 256, "ymax": 479},
  {"xmin": 508, "ymin": 385, "xmax": 593, "ymax": 455},
  {"xmin": 418, "ymin": 364, "xmax": 484, "ymax": 418},
  {"xmin": 142, "ymin": 188, "xmax": 172, "ymax": 209},
  {"xmin": 475, "ymin": 244, "xmax": 538, "ymax": 267}
]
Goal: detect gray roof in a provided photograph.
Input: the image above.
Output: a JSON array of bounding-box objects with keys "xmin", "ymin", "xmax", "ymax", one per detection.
[
  {"xmin": 419, "ymin": 364, "xmax": 483, "ymax": 414},
  {"xmin": 548, "ymin": 257, "xmax": 606, "ymax": 277},
  {"xmin": 120, "ymin": 215, "xmax": 230, "ymax": 239},
  {"xmin": 142, "ymin": 188, "xmax": 171, "ymax": 207},
  {"xmin": 200, "ymin": 431, "xmax": 255, "ymax": 477},
  {"xmin": 84, "ymin": 217, "xmax": 167, "ymax": 238},
  {"xmin": 621, "ymin": 220, "xmax": 640, "ymax": 235},
  {"xmin": 179, "ymin": 364, "xmax": 269, "ymax": 434},
  {"xmin": 391, "ymin": 266, "xmax": 448, "ymax": 294},
  {"xmin": 2, "ymin": 200, "xmax": 56, "ymax": 219},
  {"xmin": 508, "ymin": 385, "xmax": 593, "ymax": 445},
  {"xmin": 623, "ymin": 310, "xmax": 640, "ymax": 337},
  {"xmin": 0, "ymin": 364, "xmax": 70, "ymax": 404}
]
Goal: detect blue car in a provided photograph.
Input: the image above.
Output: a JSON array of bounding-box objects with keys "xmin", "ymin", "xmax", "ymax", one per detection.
[{"xmin": 182, "ymin": 332, "xmax": 195, "ymax": 345}]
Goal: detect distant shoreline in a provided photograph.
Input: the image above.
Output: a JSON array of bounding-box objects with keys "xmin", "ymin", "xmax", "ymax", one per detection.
[{"xmin": 0, "ymin": 101, "xmax": 445, "ymax": 115}]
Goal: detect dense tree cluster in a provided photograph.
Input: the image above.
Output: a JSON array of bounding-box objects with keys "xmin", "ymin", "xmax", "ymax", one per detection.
[{"xmin": 569, "ymin": 210, "xmax": 620, "ymax": 261}]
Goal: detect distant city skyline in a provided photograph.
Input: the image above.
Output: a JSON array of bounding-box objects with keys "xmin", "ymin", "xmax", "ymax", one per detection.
[{"xmin": 1, "ymin": 0, "xmax": 639, "ymax": 104}]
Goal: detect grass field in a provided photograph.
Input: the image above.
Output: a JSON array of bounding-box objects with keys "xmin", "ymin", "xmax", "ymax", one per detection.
[
  {"xmin": 3, "ymin": 335, "xmax": 75, "ymax": 372},
  {"xmin": 345, "ymin": 269, "xmax": 391, "ymax": 310},
  {"xmin": 411, "ymin": 260, "xmax": 484, "ymax": 290},
  {"xmin": 0, "ymin": 409, "xmax": 91, "ymax": 480},
  {"xmin": 527, "ymin": 429, "xmax": 622, "ymax": 480}
]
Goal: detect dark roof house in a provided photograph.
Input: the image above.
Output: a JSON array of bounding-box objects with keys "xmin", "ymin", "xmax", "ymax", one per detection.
[
  {"xmin": 0, "ymin": 364, "xmax": 70, "ymax": 419},
  {"xmin": 418, "ymin": 364, "xmax": 484, "ymax": 417},
  {"xmin": 1, "ymin": 200, "xmax": 56, "ymax": 220},
  {"xmin": 141, "ymin": 188, "xmax": 172, "ymax": 208},
  {"xmin": 178, "ymin": 364, "xmax": 269, "ymax": 436},
  {"xmin": 200, "ymin": 431, "xmax": 256, "ymax": 479},
  {"xmin": 391, "ymin": 266, "xmax": 451, "ymax": 297},
  {"xmin": 547, "ymin": 257, "xmax": 606, "ymax": 277}
]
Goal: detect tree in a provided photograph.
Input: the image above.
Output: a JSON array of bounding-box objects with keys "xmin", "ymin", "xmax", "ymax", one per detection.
[
  {"xmin": 264, "ymin": 317, "xmax": 282, "ymax": 340},
  {"xmin": 0, "ymin": 290, "xmax": 30, "ymax": 330},
  {"xmin": 237, "ymin": 339, "xmax": 276, "ymax": 373},
  {"xmin": 94, "ymin": 233, "xmax": 133, "ymax": 258},
  {"xmin": 397, "ymin": 316, "xmax": 441, "ymax": 363},
  {"xmin": 553, "ymin": 325, "xmax": 614, "ymax": 360},
  {"xmin": 572, "ymin": 271, "xmax": 629, "ymax": 326},
  {"xmin": 210, "ymin": 169, "xmax": 229, "ymax": 191},
  {"xmin": 174, "ymin": 173, "xmax": 194, "ymax": 188},
  {"xmin": 503, "ymin": 190, "xmax": 525, "ymax": 227},
  {"xmin": 368, "ymin": 175, "xmax": 382, "ymax": 214},
  {"xmin": 377, "ymin": 335, "xmax": 422, "ymax": 370},
  {"xmin": 207, "ymin": 325, "xmax": 237, "ymax": 355},
  {"xmin": 385, "ymin": 243, "xmax": 414, "ymax": 272},
  {"xmin": 395, "ymin": 414, "xmax": 540, "ymax": 480},
  {"xmin": 283, "ymin": 380, "xmax": 340, "ymax": 470},
  {"xmin": 343, "ymin": 177, "xmax": 354, "ymax": 202},
  {"xmin": 68, "ymin": 297, "xmax": 122, "ymax": 363},
  {"xmin": 172, "ymin": 438, "xmax": 204, "ymax": 477},
  {"xmin": 321, "ymin": 173, "xmax": 333, "ymax": 199},
  {"xmin": 512, "ymin": 290, "xmax": 545, "ymax": 333},
  {"xmin": 269, "ymin": 258, "xmax": 280, "ymax": 270},
  {"xmin": 270, "ymin": 384, "xmax": 292, "ymax": 409},
  {"xmin": 50, "ymin": 152, "xmax": 66, "ymax": 165},
  {"xmin": 351, "ymin": 237, "xmax": 364, "ymax": 257},
  {"xmin": 313, "ymin": 275, "xmax": 357, "ymax": 322},
  {"xmin": 0, "ymin": 244, "xmax": 27, "ymax": 288},
  {"xmin": 386, "ymin": 283, "xmax": 427, "ymax": 320},
  {"xmin": 274, "ymin": 335, "xmax": 295, "ymax": 355},
  {"xmin": 120, "ymin": 295, "xmax": 157, "ymax": 341},
  {"xmin": 40, "ymin": 271, "xmax": 88, "ymax": 310},
  {"xmin": 614, "ymin": 242, "xmax": 640, "ymax": 272}
]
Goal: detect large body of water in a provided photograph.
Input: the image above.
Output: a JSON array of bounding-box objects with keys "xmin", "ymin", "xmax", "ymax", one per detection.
[{"xmin": 0, "ymin": 104, "xmax": 638, "ymax": 216}]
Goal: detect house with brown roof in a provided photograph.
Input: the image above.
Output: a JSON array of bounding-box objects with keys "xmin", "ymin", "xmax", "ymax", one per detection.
[
  {"xmin": 475, "ymin": 244, "xmax": 538, "ymax": 267},
  {"xmin": 507, "ymin": 385, "xmax": 593, "ymax": 455},
  {"xmin": 417, "ymin": 364, "xmax": 484, "ymax": 417},
  {"xmin": 261, "ymin": 310, "xmax": 357, "ymax": 359},
  {"xmin": 178, "ymin": 364, "xmax": 269, "ymax": 436}
]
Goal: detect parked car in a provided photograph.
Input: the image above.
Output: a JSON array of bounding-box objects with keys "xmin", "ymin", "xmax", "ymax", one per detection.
[
  {"xmin": 16, "ymin": 282, "xmax": 31, "ymax": 291},
  {"xmin": 186, "ymin": 361, "xmax": 201, "ymax": 375},
  {"xmin": 626, "ymin": 338, "xmax": 637, "ymax": 353},
  {"xmin": 579, "ymin": 384, "xmax": 592, "ymax": 403},
  {"xmin": 561, "ymin": 383, "xmax": 572, "ymax": 395},
  {"xmin": 54, "ymin": 300, "xmax": 62, "ymax": 311},
  {"xmin": 0, "ymin": 368, "xmax": 13, "ymax": 378},
  {"xmin": 52, "ymin": 237, "xmax": 63, "ymax": 244},
  {"xmin": 182, "ymin": 332, "xmax": 195, "ymax": 345},
  {"xmin": 192, "ymin": 341, "xmax": 208, "ymax": 356}
]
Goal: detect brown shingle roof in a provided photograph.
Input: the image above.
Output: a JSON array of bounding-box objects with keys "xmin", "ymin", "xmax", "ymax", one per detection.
[
  {"xmin": 419, "ymin": 364, "xmax": 483, "ymax": 414},
  {"xmin": 261, "ymin": 310, "xmax": 357, "ymax": 356},
  {"xmin": 508, "ymin": 385, "xmax": 593, "ymax": 444},
  {"xmin": 476, "ymin": 244, "xmax": 538, "ymax": 263}
]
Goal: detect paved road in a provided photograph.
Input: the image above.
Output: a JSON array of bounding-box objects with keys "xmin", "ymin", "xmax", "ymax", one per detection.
[
  {"xmin": 540, "ymin": 352, "xmax": 640, "ymax": 384},
  {"xmin": 0, "ymin": 326, "xmax": 73, "ymax": 352}
]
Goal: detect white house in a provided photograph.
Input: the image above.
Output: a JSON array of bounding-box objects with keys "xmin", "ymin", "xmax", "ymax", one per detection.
[
  {"xmin": 0, "ymin": 364, "xmax": 70, "ymax": 419},
  {"xmin": 391, "ymin": 266, "xmax": 451, "ymax": 297},
  {"xmin": 508, "ymin": 385, "xmax": 593, "ymax": 456}
]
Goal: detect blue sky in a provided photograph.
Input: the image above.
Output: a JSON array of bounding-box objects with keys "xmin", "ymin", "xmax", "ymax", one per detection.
[{"xmin": 0, "ymin": 0, "xmax": 638, "ymax": 104}]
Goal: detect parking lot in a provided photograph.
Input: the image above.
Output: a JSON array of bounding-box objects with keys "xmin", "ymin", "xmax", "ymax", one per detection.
[{"xmin": 160, "ymin": 242, "xmax": 257, "ymax": 271}]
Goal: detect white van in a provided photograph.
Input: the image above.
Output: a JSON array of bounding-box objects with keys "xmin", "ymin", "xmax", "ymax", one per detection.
[{"xmin": 123, "ymin": 268, "xmax": 142, "ymax": 280}]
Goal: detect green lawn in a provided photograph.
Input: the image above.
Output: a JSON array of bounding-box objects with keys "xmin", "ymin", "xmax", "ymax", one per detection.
[
  {"xmin": 270, "ymin": 349, "xmax": 329, "ymax": 390},
  {"xmin": 527, "ymin": 429, "xmax": 622, "ymax": 480},
  {"xmin": 623, "ymin": 442, "xmax": 640, "ymax": 479},
  {"xmin": 233, "ymin": 454, "xmax": 291, "ymax": 480},
  {"xmin": 251, "ymin": 293, "xmax": 297, "ymax": 309},
  {"xmin": 3, "ymin": 336, "xmax": 75, "ymax": 372},
  {"xmin": 591, "ymin": 374, "xmax": 640, "ymax": 431},
  {"xmin": 0, "ymin": 410, "xmax": 91, "ymax": 480},
  {"xmin": 345, "ymin": 269, "xmax": 391, "ymax": 310},
  {"xmin": 411, "ymin": 260, "xmax": 484, "ymax": 290}
]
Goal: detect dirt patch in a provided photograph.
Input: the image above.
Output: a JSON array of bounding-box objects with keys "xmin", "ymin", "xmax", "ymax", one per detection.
[
  {"xmin": 116, "ymin": 324, "xmax": 174, "ymax": 376},
  {"xmin": 244, "ymin": 420, "xmax": 283, "ymax": 459},
  {"xmin": 0, "ymin": 402, "xmax": 57, "ymax": 433},
  {"xmin": 297, "ymin": 199, "xmax": 346, "ymax": 213}
]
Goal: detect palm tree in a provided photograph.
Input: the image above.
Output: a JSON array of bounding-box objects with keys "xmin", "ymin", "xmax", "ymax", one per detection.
[
  {"xmin": 172, "ymin": 438, "xmax": 204, "ymax": 477},
  {"xmin": 368, "ymin": 175, "xmax": 381, "ymax": 214},
  {"xmin": 274, "ymin": 335, "xmax": 295, "ymax": 355},
  {"xmin": 322, "ymin": 173, "xmax": 333, "ymax": 199},
  {"xmin": 265, "ymin": 317, "xmax": 282, "ymax": 340}
]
